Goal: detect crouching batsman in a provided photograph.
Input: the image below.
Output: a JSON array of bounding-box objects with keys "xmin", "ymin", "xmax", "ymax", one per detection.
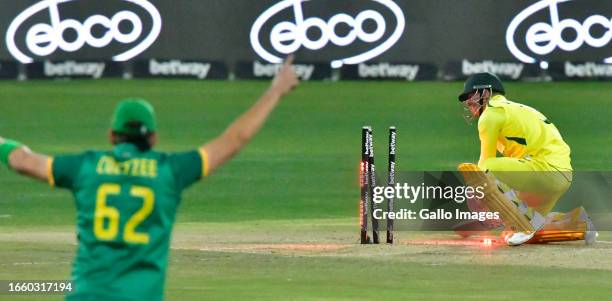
[
  {"xmin": 457, "ymin": 72, "xmax": 596, "ymax": 246},
  {"xmin": 0, "ymin": 57, "xmax": 299, "ymax": 300}
]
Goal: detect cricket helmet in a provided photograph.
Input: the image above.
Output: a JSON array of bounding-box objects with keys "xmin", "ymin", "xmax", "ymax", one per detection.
[
  {"xmin": 111, "ymin": 98, "xmax": 157, "ymax": 135},
  {"xmin": 458, "ymin": 72, "xmax": 505, "ymax": 102}
]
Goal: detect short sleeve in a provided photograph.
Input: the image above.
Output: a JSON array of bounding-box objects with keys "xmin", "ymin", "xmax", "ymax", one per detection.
[
  {"xmin": 168, "ymin": 149, "xmax": 208, "ymax": 190},
  {"xmin": 51, "ymin": 153, "xmax": 86, "ymax": 189}
]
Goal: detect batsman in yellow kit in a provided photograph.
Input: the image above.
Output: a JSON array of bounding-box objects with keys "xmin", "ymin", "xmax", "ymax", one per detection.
[{"xmin": 457, "ymin": 72, "xmax": 596, "ymax": 246}]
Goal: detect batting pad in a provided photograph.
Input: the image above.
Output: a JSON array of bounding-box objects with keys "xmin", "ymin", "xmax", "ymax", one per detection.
[
  {"xmin": 528, "ymin": 230, "xmax": 584, "ymax": 244},
  {"xmin": 458, "ymin": 163, "xmax": 535, "ymax": 232}
]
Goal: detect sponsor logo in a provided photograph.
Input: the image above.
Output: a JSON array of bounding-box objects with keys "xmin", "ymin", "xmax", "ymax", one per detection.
[
  {"xmin": 506, "ymin": 0, "xmax": 612, "ymax": 65},
  {"xmin": 250, "ymin": 0, "xmax": 405, "ymax": 68},
  {"xmin": 358, "ymin": 63, "xmax": 419, "ymax": 80},
  {"xmin": 6, "ymin": 0, "xmax": 162, "ymax": 64},
  {"xmin": 253, "ymin": 61, "xmax": 315, "ymax": 80},
  {"xmin": 149, "ymin": 59, "xmax": 211, "ymax": 79},
  {"xmin": 565, "ymin": 62, "xmax": 612, "ymax": 77},
  {"xmin": 44, "ymin": 61, "xmax": 106, "ymax": 78},
  {"xmin": 462, "ymin": 60, "xmax": 524, "ymax": 80}
]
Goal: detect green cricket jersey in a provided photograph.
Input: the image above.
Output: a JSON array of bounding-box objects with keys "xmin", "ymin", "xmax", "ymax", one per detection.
[{"xmin": 49, "ymin": 143, "xmax": 208, "ymax": 301}]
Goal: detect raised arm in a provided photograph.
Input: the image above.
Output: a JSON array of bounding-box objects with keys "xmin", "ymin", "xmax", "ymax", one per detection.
[
  {"xmin": 201, "ymin": 56, "xmax": 299, "ymax": 175},
  {"xmin": 0, "ymin": 137, "xmax": 51, "ymax": 182}
]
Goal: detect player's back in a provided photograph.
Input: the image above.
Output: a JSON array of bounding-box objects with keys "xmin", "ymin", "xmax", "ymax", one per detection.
[
  {"xmin": 484, "ymin": 95, "xmax": 571, "ymax": 170},
  {"xmin": 51, "ymin": 143, "xmax": 205, "ymax": 301}
]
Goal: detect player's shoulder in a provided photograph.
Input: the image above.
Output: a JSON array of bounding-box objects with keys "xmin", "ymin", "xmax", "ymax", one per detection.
[
  {"xmin": 162, "ymin": 149, "xmax": 206, "ymax": 188},
  {"xmin": 151, "ymin": 150, "xmax": 202, "ymax": 170},
  {"xmin": 490, "ymin": 96, "xmax": 532, "ymax": 111},
  {"xmin": 150, "ymin": 149, "xmax": 191, "ymax": 160},
  {"xmin": 164, "ymin": 150, "xmax": 201, "ymax": 162},
  {"xmin": 479, "ymin": 105, "xmax": 506, "ymax": 129},
  {"xmin": 54, "ymin": 150, "xmax": 99, "ymax": 162},
  {"xmin": 487, "ymin": 94, "xmax": 514, "ymax": 107}
]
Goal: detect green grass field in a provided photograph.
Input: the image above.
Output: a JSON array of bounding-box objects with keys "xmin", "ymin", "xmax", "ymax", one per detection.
[{"xmin": 1, "ymin": 80, "xmax": 611, "ymax": 300}]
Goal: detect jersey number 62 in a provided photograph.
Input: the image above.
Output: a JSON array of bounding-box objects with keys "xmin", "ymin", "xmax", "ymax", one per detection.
[{"xmin": 93, "ymin": 183, "xmax": 154, "ymax": 244}]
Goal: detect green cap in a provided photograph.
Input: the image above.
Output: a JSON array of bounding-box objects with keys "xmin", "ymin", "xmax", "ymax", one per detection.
[{"xmin": 111, "ymin": 98, "xmax": 156, "ymax": 135}]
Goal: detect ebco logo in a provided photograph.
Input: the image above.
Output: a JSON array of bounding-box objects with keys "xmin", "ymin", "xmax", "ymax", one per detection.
[
  {"xmin": 6, "ymin": 0, "xmax": 162, "ymax": 64},
  {"xmin": 506, "ymin": 0, "xmax": 612, "ymax": 66},
  {"xmin": 250, "ymin": 0, "xmax": 405, "ymax": 68}
]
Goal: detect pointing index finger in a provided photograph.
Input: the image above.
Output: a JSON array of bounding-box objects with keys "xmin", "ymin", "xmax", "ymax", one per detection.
[{"xmin": 284, "ymin": 54, "xmax": 295, "ymax": 66}]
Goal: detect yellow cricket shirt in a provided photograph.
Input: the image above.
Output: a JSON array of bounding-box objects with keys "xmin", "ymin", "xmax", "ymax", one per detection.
[{"xmin": 477, "ymin": 95, "xmax": 572, "ymax": 171}]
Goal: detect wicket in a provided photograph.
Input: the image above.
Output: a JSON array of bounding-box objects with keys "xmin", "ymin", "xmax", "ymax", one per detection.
[
  {"xmin": 360, "ymin": 127, "xmax": 371, "ymax": 244},
  {"xmin": 387, "ymin": 126, "xmax": 396, "ymax": 244},
  {"xmin": 368, "ymin": 127, "xmax": 380, "ymax": 244},
  {"xmin": 360, "ymin": 126, "xmax": 396, "ymax": 244}
]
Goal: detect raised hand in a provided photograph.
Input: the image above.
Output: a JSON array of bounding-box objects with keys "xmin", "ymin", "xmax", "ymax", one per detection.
[{"xmin": 270, "ymin": 55, "xmax": 299, "ymax": 97}]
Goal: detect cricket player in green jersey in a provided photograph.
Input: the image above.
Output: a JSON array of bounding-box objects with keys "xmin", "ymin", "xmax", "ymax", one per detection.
[{"xmin": 0, "ymin": 56, "xmax": 299, "ymax": 301}]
